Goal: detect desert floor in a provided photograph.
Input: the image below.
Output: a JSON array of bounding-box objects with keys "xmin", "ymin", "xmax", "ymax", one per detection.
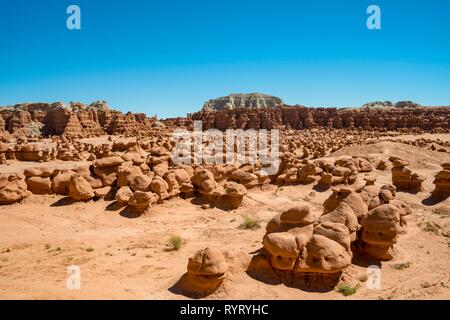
[{"xmin": 0, "ymin": 139, "xmax": 449, "ymax": 300}]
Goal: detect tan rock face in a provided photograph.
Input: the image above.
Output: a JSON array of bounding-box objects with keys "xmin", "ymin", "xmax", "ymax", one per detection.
[
  {"xmin": 294, "ymin": 235, "xmax": 351, "ymax": 273},
  {"xmin": 127, "ymin": 191, "xmax": 158, "ymax": 212},
  {"xmin": 68, "ymin": 174, "xmax": 95, "ymax": 201},
  {"xmin": 0, "ymin": 174, "xmax": 29, "ymax": 205},
  {"xmin": 115, "ymin": 186, "xmax": 133, "ymax": 205},
  {"xmin": 51, "ymin": 169, "xmax": 75, "ymax": 195},
  {"xmin": 25, "ymin": 176, "xmax": 53, "ymax": 195}
]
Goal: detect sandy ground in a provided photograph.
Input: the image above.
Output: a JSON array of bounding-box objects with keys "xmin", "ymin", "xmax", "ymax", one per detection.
[{"xmin": 0, "ymin": 140, "xmax": 449, "ymax": 300}]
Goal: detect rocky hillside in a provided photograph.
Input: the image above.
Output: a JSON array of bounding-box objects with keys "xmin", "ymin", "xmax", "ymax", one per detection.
[{"xmin": 0, "ymin": 101, "xmax": 160, "ymax": 137}]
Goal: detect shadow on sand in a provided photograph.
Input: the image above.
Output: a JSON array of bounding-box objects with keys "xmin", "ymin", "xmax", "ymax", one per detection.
[
  {"xmin": 50, "ymin": 197, "xmax": 77, "ymax": 207},
  {"xmin": 422, "ymin": 193, "xmax": 450, "ymax": 206}
]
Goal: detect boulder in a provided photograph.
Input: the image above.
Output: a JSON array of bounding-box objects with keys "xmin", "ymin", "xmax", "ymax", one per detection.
[
  {"xmin": 68, "ymin": 174, "xmax": 95, "ymax": 201},
  {"xmin": 25, "ymin": 176, "xmax": 53, "ymax": 195},
  {"xmin": 0, "ymin": 174, "xmax": 29, "ymax": 205}
]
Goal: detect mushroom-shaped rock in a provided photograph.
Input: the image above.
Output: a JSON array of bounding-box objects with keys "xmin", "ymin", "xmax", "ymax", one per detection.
[
  {"xmin": 218, "ymin": 181, "xmax": 247, "ymax": 209},
  {"xmin": 432, "ymin": 163, "xmax": 450, "ymax": 198},
  {"xmin": 263, "ymin": 232, "xmax": 299, "ymax": 270},
  {"xmin": 127, "ymin": 191, "xmax": 158, "ymax": 212},
  {"xmin": 187, "ymin": 248, "xmax": 228, "ymax": 276},
  {"xmin": 115, "ymin": 186, "xmax": 133, "ymax": 205},
  {"xmin": 68, "ymin": 174, "xmax": 95, "ymax": 201},
  {"xmin": 184, "ymin": 248, "xmax": 228, "ymax": 294},
  {"xmin": 390, "ymin": 157, "xmax": 426, "ymax": 192},
  {"xmin": 360, "ymin": 204, "xmax": 402, "ymax": 260}
]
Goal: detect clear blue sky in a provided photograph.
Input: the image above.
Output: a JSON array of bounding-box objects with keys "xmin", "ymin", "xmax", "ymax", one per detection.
[{"xmin": 0, "ymin": 0, "xmax": 449, "ymax": 118}]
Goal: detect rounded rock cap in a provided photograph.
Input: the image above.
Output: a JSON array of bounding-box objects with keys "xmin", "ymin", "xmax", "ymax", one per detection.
[
  {"xmin": 187, "ymin": 248, "xmax": 228, "ymax": 276},
  {"xmin": 280, "ymin": 205, "xmax": 316, "ymax": 224}
]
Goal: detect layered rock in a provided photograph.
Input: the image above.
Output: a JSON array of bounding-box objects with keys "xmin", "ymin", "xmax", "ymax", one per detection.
[
  {"xmin": 432, "ymin": 162, "xmax": 450, "ymax": 198},
  {"xmin": 182, "ymin": 248, "xmax": 228, "ymax": 296},
  {"xmin": 202, "ymin": 93, "xmax": 283, "ymax": 111},
  {"xmin": 359, "ymin": 204, "xmax": 403, "ymax": 260},
  {"xmin": 390, "ymin": 157, "xmax": 426, "ymax": 192}
]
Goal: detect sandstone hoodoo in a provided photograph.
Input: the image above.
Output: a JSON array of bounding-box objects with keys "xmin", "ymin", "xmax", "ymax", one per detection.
[
  {"xmin": 390, "ymin": 157, "xmax": 426, "ymax": 193},
  {"xmin": 359, "ymin": 204, "xmax": 403, "ymax": 260},
  {"xmin": 178, "ymin": 247, "xmax": 228, "ymax": 297},
  {"xmin": 432, "ymin": 162, "xmax": 450, "ymax": 199}
]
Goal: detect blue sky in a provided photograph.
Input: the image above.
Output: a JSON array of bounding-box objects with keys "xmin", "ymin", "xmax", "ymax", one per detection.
[{"xmin": 0, "ymin": 0, "xmax": 449, "ymax": 118}]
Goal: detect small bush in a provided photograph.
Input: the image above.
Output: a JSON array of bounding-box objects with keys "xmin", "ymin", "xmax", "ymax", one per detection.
[
  {"xmin": 239, "ymin": 216, "xmax": 261, "ymax": 230},
  {"xmin": 337, "ymin": 284, "xmax": 357, "ymax": 296},
  {"xmin": 168, "ymin": 235, "xmax": 182, "ymax": 251},
  {"xmin": 85, "ymin": 247, "xmax": 94, "ymax": 252},
  {"xmin": 358, "ymin": 275, "xmax": 368, "ymax": 282},
  {"xmin": 392, "ymin": 262, "xmax": 411, "ymax": 270},
  {"xmin": 423, "ymin": 221, "xmax": 439, "ymax": 234}
]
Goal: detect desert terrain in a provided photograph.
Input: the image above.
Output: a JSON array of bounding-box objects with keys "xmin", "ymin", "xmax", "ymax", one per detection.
[{"xmin": 0, "ymin": 97, "xmax": 449, "ymax": 300}]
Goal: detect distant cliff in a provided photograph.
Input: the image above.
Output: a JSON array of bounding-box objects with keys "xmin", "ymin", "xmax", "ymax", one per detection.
[
  {"xmin": 0, "ymin": 101, "xmax": 159, "ymax": 137},
  {"xmin": 202, "ymin": 93, "xmax": 283, "ymax": 111},
  {"xmin": 191, "ymin": 104, "xmax": 450, "ymax": 131}
]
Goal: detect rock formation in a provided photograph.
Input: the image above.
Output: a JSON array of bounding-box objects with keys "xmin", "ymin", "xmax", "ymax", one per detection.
[
  {"xmin": 177, "ymin": 247, "xmax": 228, "ymax": 297},
  {"xmin": 432, "ymin": 162, "xmax": 450, "ymax": 198},
  {"xmin": 390, "ymin": 157, "xmax": 426, "ymax": 192},
  {"xmin": 202, "ymin": 93, "xmax": 283, "ymax": 111}
]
